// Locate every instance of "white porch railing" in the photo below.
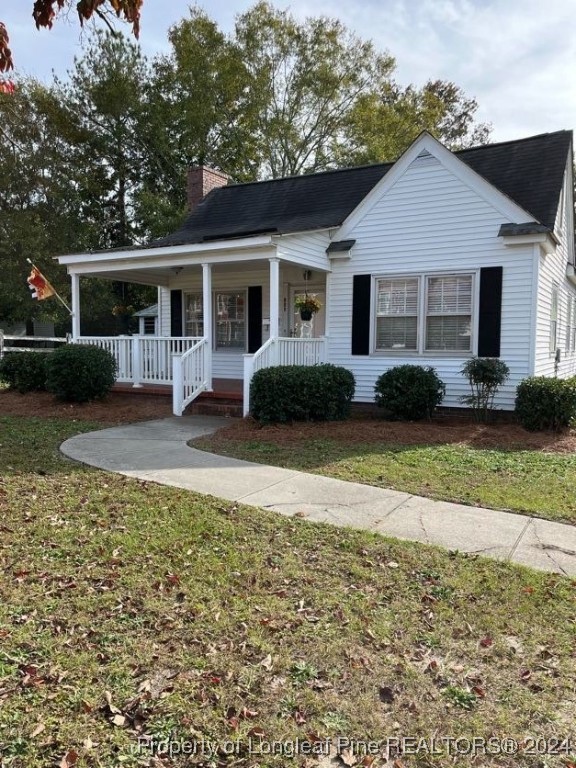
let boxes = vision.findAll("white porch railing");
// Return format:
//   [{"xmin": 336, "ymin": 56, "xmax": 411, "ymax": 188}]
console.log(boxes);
[
  {"xmin": 172, "ymin": 338, "xmax": 208, "ymax": 416},
  {"xmin": 243, "ymin": 336, "xmax": 328, "ymax": 417},
  {"xmin": 79, "ymin": 336, "xmax": 202, "ymax": 385}
]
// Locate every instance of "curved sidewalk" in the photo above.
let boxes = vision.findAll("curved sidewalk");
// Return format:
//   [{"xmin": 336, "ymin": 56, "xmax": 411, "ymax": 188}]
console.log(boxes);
[{"xmin": 60, "ymin": 416, "xmax": 576, "ymax": 577}]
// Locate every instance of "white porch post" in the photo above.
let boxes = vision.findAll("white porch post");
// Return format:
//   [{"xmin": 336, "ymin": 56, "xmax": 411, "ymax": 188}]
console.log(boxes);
[
  {"xmin": 202, "ymin": 263, "xmax": 213, "ymax": 391},
  {"xmin": 269, "ymin": 257, "xmax": 280, "ymax": 340},
  {"xmin": 70, "ymin": 271, "xmax": 80, "ymax": 340}
]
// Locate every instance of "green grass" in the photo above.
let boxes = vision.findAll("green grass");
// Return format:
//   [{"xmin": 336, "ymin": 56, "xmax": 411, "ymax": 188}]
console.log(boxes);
[
  {"xmin": 194, "ymin": 435, "xmax": 576, "ymax": 524},
  {"xmin": 1, "ymin": 415, "xmax": 576, "ymax": 767}
]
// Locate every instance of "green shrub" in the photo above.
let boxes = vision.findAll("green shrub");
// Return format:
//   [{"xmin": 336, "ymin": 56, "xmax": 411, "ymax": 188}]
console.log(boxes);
[
  {"xmin": 374, "ymin": 364, "xmax": 445, "ymax": 420},
  {"xmin": 45, "ymin": 343, "xmax": 116, "ymax": 402},
  {"xmin": 460, "ymin": 357, "xmax": 510, "ymax": 422},
  {"xmin": 0, "ymin": 352, "xmax": 47, "ymax": 393},
  {"xmin": 515, "ymin": 376, "xmax": 576, "ymax": 431},
  {"xmin": 250, "ymin": 364, "xmax": 355, "ymax": 423}
]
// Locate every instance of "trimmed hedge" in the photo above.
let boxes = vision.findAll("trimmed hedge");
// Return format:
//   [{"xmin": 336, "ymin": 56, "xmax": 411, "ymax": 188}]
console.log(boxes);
[
  {"xmin": 0, "ymin": 351, "xmax": 47, "ymax": 393},
  {"xmin": 374, "ymin": 364, "xmax": 446, "ymax": 420},
  {"xmin": 45, "ymin": 343, "xmax": 117, "ymax": 402},
  {"xmin": 250, "ymin": 364, "xmax": 355, "ymax": 423},
  {"xmin": 515, "ymin": 376, "xmax": 576, "ymax": 431}
]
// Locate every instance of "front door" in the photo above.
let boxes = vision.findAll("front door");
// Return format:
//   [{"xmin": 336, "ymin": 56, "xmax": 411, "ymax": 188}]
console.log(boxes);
[{"xmin": 289, "ymin": 287, "xmax": 326, "ymax": 338}]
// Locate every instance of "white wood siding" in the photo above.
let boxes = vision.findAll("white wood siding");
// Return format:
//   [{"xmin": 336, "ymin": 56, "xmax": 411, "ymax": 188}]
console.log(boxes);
[
  {"xmin": 534, "ymin": 166, "xmax": 576, "ymax": 378},
  {"xmin": 328, "ymin": 153, "xmax": 535, "ymax": 410},
  {"xmin": 275, "ymin": 231, "xmax": 331, "ymax": 271},
  {"xmin": 158, "ymin": 263, "xmax": 327, "ymax": 379}
]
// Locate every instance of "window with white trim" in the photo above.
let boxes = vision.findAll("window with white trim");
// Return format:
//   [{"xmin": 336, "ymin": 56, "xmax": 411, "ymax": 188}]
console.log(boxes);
[
  {"xmin": 375, "ymin": 277, "xmax": 419, "ymax": 351},
  {"xmin": 425, "ymin": 275, "xmax": 472, "ymax": 352},
  {"xmin": 184, "ymin": 293, "xmax": 204, "ymax": 338},
  {"xmin": 215, "ymin": 291, "xmax": 246, "ymax": 350},
  {"xmin": 374, "ymin": 272, "xmax": 474, "ymax": 354},
  {"xmin": 550, "ymin": 285, "xmax": 559, "ymax": 354}
]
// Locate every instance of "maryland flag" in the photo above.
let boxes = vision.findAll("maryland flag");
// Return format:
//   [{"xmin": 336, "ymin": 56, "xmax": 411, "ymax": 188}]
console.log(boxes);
[{"xmin": 27, "ymin": 266, "xmax": 56, "ymax": 301}]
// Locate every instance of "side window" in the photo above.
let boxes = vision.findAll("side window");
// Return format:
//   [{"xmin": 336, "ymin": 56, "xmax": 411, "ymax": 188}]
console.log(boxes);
[
  {"xmin": 550, "ymin": 285, "xmax": 559, "ymax": 354},
  {"xmin": 185, "ymin": 293, "xmax": 204, "ymax": 338}
]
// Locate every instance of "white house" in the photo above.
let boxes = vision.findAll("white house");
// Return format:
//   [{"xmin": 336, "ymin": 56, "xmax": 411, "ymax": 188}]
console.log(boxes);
[{"xmin": 55, "ymin": 130, "xmax": 575, "ymax": 416}]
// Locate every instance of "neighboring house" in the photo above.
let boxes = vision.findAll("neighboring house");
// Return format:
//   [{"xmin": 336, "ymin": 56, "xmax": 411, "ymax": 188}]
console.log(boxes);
[
  {"xmin": 55, "ymin": 130, "xmax": 575, "ymax": 415},
  {"xmin": 133, "ymin": 304, "xmax": 159, "ymax": 336}
]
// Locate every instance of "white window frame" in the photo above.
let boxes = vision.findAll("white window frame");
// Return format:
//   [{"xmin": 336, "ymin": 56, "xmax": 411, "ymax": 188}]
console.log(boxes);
[
  {"xmin": 374, "ymin": 275, "xmax": 420, "ymax": 352},
  {"xmin": 184, "ymin": 292, "xmax": 204, "ymax": 338},
  {"xmin": 372, "ymin": 271, "xmax": 476, "ymax": 356},
  {"xmin": 424, "ymin": 273, "xmax": 474, "ymax": 354},
  {"xmin": 550, "ymin": 284, "xmax": 559, "ymax": 355},
  {"xmin": 214, "ymin": 290, "xmax": 247, "ymax": 352}
]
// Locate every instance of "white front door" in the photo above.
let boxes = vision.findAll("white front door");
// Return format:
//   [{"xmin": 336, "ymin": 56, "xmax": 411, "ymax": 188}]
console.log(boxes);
[{"xmin": 289, "ymin": 287, "xmax": 326, "ymax": 338}]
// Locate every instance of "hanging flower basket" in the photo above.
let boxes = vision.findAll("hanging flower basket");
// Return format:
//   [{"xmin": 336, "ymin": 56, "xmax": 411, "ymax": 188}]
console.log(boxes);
[{"xmin": 294, "ymin": 293, "xmax": 322, "ymax": 320}]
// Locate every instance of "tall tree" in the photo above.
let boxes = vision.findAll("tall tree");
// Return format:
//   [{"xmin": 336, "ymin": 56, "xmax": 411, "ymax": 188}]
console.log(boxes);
[
  {"xmin": 234, "ymin": 2, "xmax": 396, "ymax": 178},
  {"xmin": 346, "ymin": 79, "xmax": 491, "ymax": 165}
]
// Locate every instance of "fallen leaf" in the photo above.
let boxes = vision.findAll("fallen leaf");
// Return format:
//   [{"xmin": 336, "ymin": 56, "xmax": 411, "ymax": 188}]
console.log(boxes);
[
  {"xmin": 479, "ymin": 635, "xmax": 493, "ymax": 648},
  {"xmin": 260, "ymin": 653, "xmax": 273, "ymax": 670},
  {"xmin": 30, "ymin": 723, "xmax": 45, "ymax": 738},
  {"xmin": 59, "ymin": 750, "xmax": 79, "ymax": 768},
  {"xmin": 111, "ymin": 714, "xmax": 126, "ymax": 727},
  {"xmin": 340, "ymin": 747, "xmax": 358, "ymax": 766}
]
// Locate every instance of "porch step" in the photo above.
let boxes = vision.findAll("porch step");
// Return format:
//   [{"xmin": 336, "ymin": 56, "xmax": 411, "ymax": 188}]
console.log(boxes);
[{"xmin": 186, "ymin": 390, "xmax": 243, "ymax": 418}]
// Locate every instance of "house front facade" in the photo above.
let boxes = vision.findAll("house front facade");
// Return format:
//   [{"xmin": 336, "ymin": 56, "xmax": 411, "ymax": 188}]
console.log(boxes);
[{"xmin": 55, "ymin": 130, "xmax": 575, "ymax": 415}]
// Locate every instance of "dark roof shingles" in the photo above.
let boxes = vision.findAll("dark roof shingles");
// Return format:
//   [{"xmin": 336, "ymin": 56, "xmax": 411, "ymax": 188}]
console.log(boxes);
[{"xmin": 152, "ymin": 130, "xmax": 572, "ymax": 248}]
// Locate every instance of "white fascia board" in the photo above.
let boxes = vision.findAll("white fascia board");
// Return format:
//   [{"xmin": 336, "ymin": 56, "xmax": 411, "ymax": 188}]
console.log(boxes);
[
  {"xmin": 336, "ymin": 132, "xmax": 537, "ymax": 240},
  {"xmin": 66, "ymin": 248, "xmax": 278, "ymax": 276},
  {"xmin": 500, "ymin": 233, "xmax": 556, "ymax": 255},
  {"xmin": 56, "ymin": 235, "xmax": 275, "ymax": 268}
]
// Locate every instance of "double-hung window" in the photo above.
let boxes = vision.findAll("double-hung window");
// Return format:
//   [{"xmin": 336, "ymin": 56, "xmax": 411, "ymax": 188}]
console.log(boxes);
[
  {"xmin": 375, "ymin": 277, "xmax": 419, "ymax": 351},
  {"xmin": 550, "ymin": 286, "xmax": 559, "ymax": 354},
  {"xmin": 374, "ymin": 272, "xmax": 473, "ymax": 354},
  {"xmin": 425, "ymin": 275, "xmax": 472, "ymax": 352},
  {"xmin": 215, "ymin": 292, "xmax": 246, "ymax": 350},
  {"xmin": 185, "ymin": 293, "xmax": 204, "ymax": 338}
]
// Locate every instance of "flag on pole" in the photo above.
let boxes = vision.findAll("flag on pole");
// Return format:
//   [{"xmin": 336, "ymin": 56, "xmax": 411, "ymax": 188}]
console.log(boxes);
[{"xmin": 27, "ymin": 266, "xmax": 56, "ymax": 301}]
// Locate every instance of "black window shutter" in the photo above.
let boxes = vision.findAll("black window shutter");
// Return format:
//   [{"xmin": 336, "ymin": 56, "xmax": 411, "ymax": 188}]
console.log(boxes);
[
  {"xmin": 478, "ymin": 267, "xmax": 503, "ymax": 357},
  {"xmin": 248, "ymin": 286, "xmax": 263, "ymax": 353},
  {"xmin": 351, "ymin": 275, "xmax": 371, "ymax": 355},
  {"xmin": 170, "ymin": 289, "xmax": 183, "ymax": 337}
]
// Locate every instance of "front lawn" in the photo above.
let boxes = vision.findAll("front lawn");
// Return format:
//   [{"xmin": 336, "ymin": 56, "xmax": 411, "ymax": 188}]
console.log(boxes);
[
  {"xmin": 194, "ymin": 418, "xmax": 576, "ymax": 524},
  {"xmin": 1, "ymin": 413, "xmax": 576, "ymax": 767}
]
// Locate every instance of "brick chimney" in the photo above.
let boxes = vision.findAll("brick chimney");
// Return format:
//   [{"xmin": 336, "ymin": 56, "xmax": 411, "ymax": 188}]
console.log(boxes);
[{"xmin": 187, "ymin": 166, "xmax": 229, "ymax": 211}]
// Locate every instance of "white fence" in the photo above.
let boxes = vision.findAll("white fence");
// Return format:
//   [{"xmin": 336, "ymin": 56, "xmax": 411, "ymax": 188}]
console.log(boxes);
[
  {"xmin": 243, "ymin": 337, "xmax": 328, "ymax": 416},
  {"xmin": 79, "ymin": 336, "xmax": 202, "ymax": 385},
  {"xmin": 0, "ymin": 333, "xmax": 69, "ymax": 359}
]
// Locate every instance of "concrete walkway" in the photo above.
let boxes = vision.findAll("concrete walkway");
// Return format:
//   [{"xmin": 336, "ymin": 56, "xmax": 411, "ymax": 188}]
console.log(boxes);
[{"xmin": 60, "ymin": 416, "xmax": 576, "ymax": 577}]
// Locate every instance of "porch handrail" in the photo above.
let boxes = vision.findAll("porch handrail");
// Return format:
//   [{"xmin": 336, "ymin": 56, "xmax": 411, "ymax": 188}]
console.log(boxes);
[
  {"xmin": 242, "ymin": 336, "xmax": 328, "ymax": 417},
  {"xmin": 172, "ymin": 338, "xmax": 208, "ymax": 416}
]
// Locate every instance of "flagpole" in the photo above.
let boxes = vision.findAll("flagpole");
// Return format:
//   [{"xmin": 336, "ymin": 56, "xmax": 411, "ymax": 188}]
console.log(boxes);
[{"xmin": 26, "ymin": 258, "xmax": 73, "ymax": 315}]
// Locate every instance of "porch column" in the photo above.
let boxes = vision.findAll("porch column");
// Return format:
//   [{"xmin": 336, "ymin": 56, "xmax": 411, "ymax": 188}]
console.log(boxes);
[
  {"xmin": 202, "ymin": 262, "xmax": 213, "ymax": 391},
  {"xmin": 70, "ymin": 271, "xmax": 80, "ymax": 340},
  {"xmin": 269, "ymin": 257, "xmax": 280, "ymax": 339}
]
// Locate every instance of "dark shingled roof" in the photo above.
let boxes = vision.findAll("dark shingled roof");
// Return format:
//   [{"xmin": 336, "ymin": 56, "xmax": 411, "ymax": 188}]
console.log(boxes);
[{"xmin": 151, "ymin": 130, "xmax": 572, "ymax": 248}]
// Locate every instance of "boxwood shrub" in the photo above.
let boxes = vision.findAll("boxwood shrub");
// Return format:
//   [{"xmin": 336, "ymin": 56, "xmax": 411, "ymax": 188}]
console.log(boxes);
[
  {"xmin": 250, "ymin": 364, "xmax": 355, "ymax": 423},
  {"xmin": 374, "ymin": 364, "xmax": 446, "ymax": 420},
  {"xmin": 45, "ymin": 343, "xmax": 117, "ymax": 402},
  {"xmin": 0, "ymin": 351, "xmax": 47, "ymax": 393},
  {"xmin": 515, "ymin": 376, "xmax": 576, "ymax": 431}
]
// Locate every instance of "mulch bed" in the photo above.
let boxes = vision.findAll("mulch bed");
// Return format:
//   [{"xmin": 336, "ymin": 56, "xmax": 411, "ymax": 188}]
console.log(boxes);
[
  {"xmin": 206, "ymin": 412, "xmax": 576, "ymax": 454},
  {"xmin": 0, "ymin": 389, "xmax": 173, "ymax": 425},
  {"xmin": 2, "ymin": 388, "xmax": 575, "ymax": 453}
]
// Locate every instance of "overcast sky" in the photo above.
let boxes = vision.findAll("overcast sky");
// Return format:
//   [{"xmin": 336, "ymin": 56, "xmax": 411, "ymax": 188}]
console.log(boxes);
[{"xmin": 3, "ymin": 0, "xmax": 574, "ymax": 143}]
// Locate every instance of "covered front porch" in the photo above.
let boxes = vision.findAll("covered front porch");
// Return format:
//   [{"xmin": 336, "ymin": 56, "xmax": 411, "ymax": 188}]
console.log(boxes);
[{"xmin": 58, "ymin": 233, "xmax": 332, "ymax": 416}]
